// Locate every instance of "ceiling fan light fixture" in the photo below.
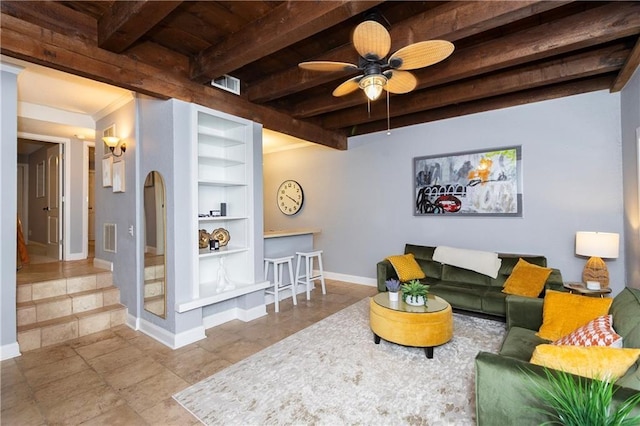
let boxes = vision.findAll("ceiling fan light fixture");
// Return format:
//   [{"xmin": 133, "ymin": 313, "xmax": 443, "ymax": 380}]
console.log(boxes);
[{"xmin": 359, "ymin": 74, "xmax": 387, "ymax": 101}]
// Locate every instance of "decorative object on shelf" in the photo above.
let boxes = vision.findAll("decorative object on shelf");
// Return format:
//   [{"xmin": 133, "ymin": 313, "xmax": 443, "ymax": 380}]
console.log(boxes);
[
  {"xmin": 199, "ymin": 229, "xmax": 210, "ymax": 248},
  {"xmin": 401, "ymin": 279, "xmax": 429, "ymax": 306},
  {"xmin": 414, "ymin": 146, "xmax": 522, "ymax": 216},
  {"xmin": 575, "ymin": 231, "xmax": 619, "ymax": 288},
  {"xmin": 209, "ymin": 238, "xmax": 219, "ymax": 251},
  {"xmin": 211, "ymin": 228, "xmax": 230, "ymax": 246},
  {"xmin": 220, "ymin": 202, "xmax": 227, "ymax": 216},
  {"xmin": 216, "ymin": 257, "xmax": 235, "ymax": 293},
  {"xmin": 277, "ymin": 180, "xmax": 304, "ymax": 215},
  {"xmin": 385, "ymin": 278, "xmax": 401, "ymax": 302}
]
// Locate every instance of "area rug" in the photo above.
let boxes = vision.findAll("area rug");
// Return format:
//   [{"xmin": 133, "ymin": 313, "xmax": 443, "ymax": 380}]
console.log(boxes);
[{"xmin": 173, "ymin": 297, "xmax": 506, "ymax": 425}]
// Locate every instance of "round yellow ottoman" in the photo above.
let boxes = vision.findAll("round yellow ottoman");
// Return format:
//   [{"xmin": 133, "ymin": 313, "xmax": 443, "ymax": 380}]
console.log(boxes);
[{"xmin": 369, "ymin": 293, "xmax": 453, "ymax": 358}]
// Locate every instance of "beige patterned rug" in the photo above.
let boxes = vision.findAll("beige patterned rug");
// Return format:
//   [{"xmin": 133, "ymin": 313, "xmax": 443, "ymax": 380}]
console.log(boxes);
[{"xmin": 173, "ymin": 297, "xmax": 506, "ymax": 425}]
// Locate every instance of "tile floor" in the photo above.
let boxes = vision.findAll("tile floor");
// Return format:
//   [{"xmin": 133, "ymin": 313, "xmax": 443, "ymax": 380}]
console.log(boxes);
[{"xmin": 2, "ymin": 280, "xmax": 378, "ymax": 425}]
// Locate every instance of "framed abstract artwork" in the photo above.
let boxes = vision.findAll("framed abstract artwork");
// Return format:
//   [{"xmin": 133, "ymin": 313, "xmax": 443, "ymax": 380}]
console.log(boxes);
[
  {"xmin": 102, "ymin": 157, "xmax": 113, "ymax": 187},
  {"xmin": 112, "ymin": 160, "xmax": 126, "ymax": 193},
  {"xmin": 413, "ymin": 146, "xmax": 522, "ymax": 217}
]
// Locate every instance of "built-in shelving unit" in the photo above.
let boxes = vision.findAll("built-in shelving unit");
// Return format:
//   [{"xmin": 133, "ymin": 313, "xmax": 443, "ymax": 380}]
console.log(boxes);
[{"xmin": 176, "ymin": 105, "xmax": 268, "ymax": 313}]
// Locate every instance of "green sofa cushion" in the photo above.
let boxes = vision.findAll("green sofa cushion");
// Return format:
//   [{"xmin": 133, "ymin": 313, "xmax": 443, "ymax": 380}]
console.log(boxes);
[
  {"xmin": 404, "ymin": 244, "xmax": 442, "ymax": 279},
  {"xmin": 499, "ymin": 326, "xmax": 548, "ymax": 361},
  {"xmin": 442, "ymin": 264, "xmax": 491, "ymax": 286},
  {"xmin": 481, "ymin": 290, "xmax": 508, "ymax": 316},
  {"xmin": 611, "ymin": 287, "xmax": 640, "ymax": 342}
]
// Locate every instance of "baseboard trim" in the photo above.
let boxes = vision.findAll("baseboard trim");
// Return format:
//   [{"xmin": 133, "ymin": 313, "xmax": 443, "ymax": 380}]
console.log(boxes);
[
  {"xmin": 1, "ymin": 342, "xmax": 21, "ymax": 360},
  {"xmin": 203, "ymin": 304, "xmax": 267, "ymax": 329},
  {"xmin": 93, "ymin": 257, "xmax": 112, "ymax": 271},
  {"xmin": 323, "ymin": 271, "xmax": 376, "ymax": 287},
  {"xmin": 66, "ymin": 252, "xmax": 85, "ymax": 261},
  {"xmin": 138, "ymin": 317, "xmax": 206, "ymax": 349}
]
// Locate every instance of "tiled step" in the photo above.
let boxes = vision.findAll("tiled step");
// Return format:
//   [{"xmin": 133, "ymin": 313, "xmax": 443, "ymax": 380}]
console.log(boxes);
[
  {"xmin": 17, "ymin": 271, "xmax": 113, "ymax": 303},
  {"xmin": 17, "ymin": 304, "xmax": 127, "ymax": 352},
  {"xmin": 17, "ymin": 286, "xmax": 121, "ymax": 326}
]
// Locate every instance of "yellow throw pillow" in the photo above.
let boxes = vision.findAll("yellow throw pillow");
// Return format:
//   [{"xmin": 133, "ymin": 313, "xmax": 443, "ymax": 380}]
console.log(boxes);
[
  {"xmin": 386, "ymin": 253, "xmax": 426, "ymax": 282},
  {"xmin": 536, "ymin": 290, "xmax": 612, "ymax": 341},
  {"xmin": 502, "ymin": 258, "xmax": 552, "ymax": 297},
  {"xmin": 530, "ymin": 344, "xmax": 640, "ymax": 380}
]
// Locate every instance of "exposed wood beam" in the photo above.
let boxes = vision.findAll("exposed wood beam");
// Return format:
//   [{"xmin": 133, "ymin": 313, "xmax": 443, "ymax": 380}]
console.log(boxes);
[
  {"xmin": 0, "ymin": 1, "xmax": 97, "ymax": 42},
  {"xmin": 350, "ymin": 76, "xmax": 615, "ymax": 135},
  {"xmin": 98, "ymin": 1, "xmax": 183, "ymax": 53},
  {"xmin": 0, "ymin": 12, "xmax": 347, "ymax": 150},
  {"xmin": 322, "ymin": 44, "xmax": 629, "ymax": 129},
  {"xmin": 612, "ymin": 36, "xmax": 640, "ymax": 92},
  {"xmin": 190, "ymin": 1, "xmax": 384, "ymax": 84},
  {"xmin": 248, "ymin": 0, "xmax": 571, "ymax": 103},
  {"xmin": 295, "ymin": 2, "xmax": 640, "ymax": 119}
]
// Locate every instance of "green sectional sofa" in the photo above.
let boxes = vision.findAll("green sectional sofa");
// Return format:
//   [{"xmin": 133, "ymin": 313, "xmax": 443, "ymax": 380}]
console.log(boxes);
[
  {"xmin": 475, "ymin": 287, "xmax": 640, "ymax": 425},
  {"xmin": 376, "ymin": 244, "xmax": 563, "ymax": 317}
]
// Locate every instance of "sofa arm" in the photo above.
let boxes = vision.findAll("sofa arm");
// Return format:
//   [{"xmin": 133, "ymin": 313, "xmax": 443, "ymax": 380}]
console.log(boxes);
[
  {"xmin": 505, "ymin": 295, "xmax": 543, "ymax": 331},
  {"xmin": 376, "ymin": 259, "xmax": 397, "ymax": 292},
  {"xmin": 475, "ymin": 352, "xmax": 640, "ymax": 426}
]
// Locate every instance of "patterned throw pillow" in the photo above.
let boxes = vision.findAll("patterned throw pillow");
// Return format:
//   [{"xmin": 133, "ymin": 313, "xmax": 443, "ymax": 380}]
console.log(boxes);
[
  {"xmin": 385, "ymin": 253, "xmax": 426, "ymax": 282},
  {"xmin": 553, "ymin": 315, "xmax": 622, "ymax": 348}
]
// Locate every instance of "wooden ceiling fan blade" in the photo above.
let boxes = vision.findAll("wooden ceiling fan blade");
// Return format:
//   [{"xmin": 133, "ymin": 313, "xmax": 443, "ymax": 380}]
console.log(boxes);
[
  {"xmin": 389, "ymin": 40, "xmax": 454, "ymax": 70},
  {"xmin": 384, "ymin": 70, "xmax": 417, "ymax": 94},
  {"xmin": 352, "ymin": 20, "xmax": 391, "ymax": 60},
  {"xmin": 332, "ymin": 76, "xmax": 362, "ymax": 97},
  {"xmin": 298, "ymin": 61, "xmax": 358, "ymax": 72}
]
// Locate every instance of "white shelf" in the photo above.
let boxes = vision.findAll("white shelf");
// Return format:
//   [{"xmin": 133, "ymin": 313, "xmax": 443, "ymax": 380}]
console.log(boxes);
[
  {"xmin": 176, "ymin": 280, "xmax": 271, "ymax": 313},
  {"xmin": 198, "ymin": 179, "xmax": 247, "ymax": 187},
  {"xmin": 198, "ymin": 156, "xmax": 244, "ymax": 167},
  {"xmin": 198, "ymin": 216, "xmax": 247, "ymax": 222},
  {"xmin": 198, "ymin": 246, "xmax": 248, "ymax": 258},
  {"xmin": 198, "ymin": 126, "xmax": 244, "ymax": 147}
]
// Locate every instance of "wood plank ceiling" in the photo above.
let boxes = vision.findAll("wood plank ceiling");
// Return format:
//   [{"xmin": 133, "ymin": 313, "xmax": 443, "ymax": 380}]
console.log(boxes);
[{"xmin": 2, "ymin": 1, "xmax": 639, "ymax": 150}]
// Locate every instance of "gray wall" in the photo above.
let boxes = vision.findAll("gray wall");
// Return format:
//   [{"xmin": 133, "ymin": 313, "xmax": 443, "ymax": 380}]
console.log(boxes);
[
  {"xmin": 264, "ymin": 90, "xmax": 627, "ymax": 294},
  {"xmin": 1, "ymin": 63, "xmax": 20, "ymax": 352},
  {"xmin": 621, "ymin": 68, "xmax": 640, "ymax": 289},
  {"xmin": 95, "ymin": 100, "xmax": 139, "ymax": 317}
]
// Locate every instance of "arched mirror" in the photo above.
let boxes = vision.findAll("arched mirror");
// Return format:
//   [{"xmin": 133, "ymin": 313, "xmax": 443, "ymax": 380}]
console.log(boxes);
[{"xmin": 143, "ymin": 171, "xmax": 166, "ymax": 318}]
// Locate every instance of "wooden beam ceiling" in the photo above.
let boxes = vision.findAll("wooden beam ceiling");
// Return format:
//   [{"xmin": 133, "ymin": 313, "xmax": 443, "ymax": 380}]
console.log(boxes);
[
  {"xmin": 190, "ymin": 1, "xmax": 384, "ymax": 83},
  {"xmin": 97, "ymin": 1, "xmax": 183, "ymax": 53},
  {"xmin": 0, "ymin": 11, "xmax": 347, "ymax": 150}
]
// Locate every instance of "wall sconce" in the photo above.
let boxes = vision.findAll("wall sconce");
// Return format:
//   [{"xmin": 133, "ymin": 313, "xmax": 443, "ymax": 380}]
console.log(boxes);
[
  {"xmin": 575, "ymin": 231, "xmax": 619, "ymax": 288},
  {"xmin": 102, "ymin": 136, "xmax": 126, "ymax": 157}
]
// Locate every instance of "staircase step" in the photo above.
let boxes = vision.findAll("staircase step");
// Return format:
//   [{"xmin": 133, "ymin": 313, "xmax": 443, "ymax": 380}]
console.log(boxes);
[
  {"xmin": 144, "ymin": 279, "xmax": 165, "ymax": 298},
  {"xmin": 17, "ymin": 304, "xmax": 127, "ymax": 352},
  {"xmin": 17, "ymin": 271, "xmax": 113, "ymax": 303},
  {"xmin": 17, "ymin": 286, "xmax": 121, "ymax": 326}
]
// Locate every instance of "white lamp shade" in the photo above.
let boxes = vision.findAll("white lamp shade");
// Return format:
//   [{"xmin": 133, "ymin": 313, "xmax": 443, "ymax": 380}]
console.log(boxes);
[{"xmin": 575, "ymin": 232, "xmax": 619, "ymax": 259}]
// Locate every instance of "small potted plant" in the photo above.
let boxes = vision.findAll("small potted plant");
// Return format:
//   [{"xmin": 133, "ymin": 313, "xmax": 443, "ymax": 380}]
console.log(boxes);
[
  {"xmin": 401, "ymin": 279, "xmax": 429, "ymax": 306},
  {"xmin": 385, "ymin": 278, "xmax": 401, "ymax": 302}
]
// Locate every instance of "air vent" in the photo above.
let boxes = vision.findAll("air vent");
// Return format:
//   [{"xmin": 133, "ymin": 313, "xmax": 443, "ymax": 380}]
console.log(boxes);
[
  {"xmin": 211, "ymin": 75, "xmax": 240, "ymax": 95},
  {"xmin": 104, "ymin": 223, "xmax": 117, "ymax": 253}
]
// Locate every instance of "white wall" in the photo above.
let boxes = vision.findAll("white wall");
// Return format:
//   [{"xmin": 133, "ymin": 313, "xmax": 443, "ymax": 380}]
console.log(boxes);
[
  {"xmin": 1, "ymin": 63, "xmax": 21, "ymax": 359},
  {"xmin": 265, "ymin": 90, "xmax": 626, "ymax": 294},
  {"xmin": 621, "ymin": 67, "xmax": 640, "ymax": 289}
]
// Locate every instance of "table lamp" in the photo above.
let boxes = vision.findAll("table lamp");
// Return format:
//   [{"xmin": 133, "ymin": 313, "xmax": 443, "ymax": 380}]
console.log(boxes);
[{"xmin": 575, "ymin": 231, "xmax": 619, "ymax": 288}]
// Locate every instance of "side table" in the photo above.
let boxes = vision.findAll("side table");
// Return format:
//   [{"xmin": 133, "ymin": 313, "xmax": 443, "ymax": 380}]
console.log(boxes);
[{"xmin": 563, "ymin": 282, "xmax": 612, "ymax": 297}]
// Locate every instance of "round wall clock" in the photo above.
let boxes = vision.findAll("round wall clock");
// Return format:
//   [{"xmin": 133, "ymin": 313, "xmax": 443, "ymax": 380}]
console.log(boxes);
[{"xmin": 277, "ymin": 180, "xmax": 304, "ymax": 215}]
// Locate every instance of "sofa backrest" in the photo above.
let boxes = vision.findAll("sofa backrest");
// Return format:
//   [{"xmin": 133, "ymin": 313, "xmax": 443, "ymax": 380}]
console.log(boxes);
[
  {"xmin": 611, "ymin": 287, "xmax": 640, "ymax": 391},
  {"xmin": 404, "ymin": 243, "xmax": 562, "ymax": 290}
]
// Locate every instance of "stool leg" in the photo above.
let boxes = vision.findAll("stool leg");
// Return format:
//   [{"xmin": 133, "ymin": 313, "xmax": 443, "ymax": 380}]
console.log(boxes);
[
  {"xmin": 274, "ymin": 262, "xmax": 281, "ymax": 313},
  {"xmin": 295, "ymin": 253, "xmax": 303, "ymax": 297},
  {"xmin": 264, "ymin": 260, "xmax": 270, "ymax": 281},
  {"xmin": 288, "ymin": 260, "xmax": 297, "ymax": 306},
  {"xmin": 305, "ymin": 255, "xmax": 312, "ymax": 300},
  {"xmin": 317, "ymin": 254, "xmax": 326, "ymax": 295}
]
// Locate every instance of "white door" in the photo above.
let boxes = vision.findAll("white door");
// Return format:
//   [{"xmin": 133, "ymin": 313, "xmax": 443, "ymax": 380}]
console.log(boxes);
[
  {"xmin": 88, "ymin": 170, "xmax": 95, "ymax": 240},
  {"xmin": 46, "ymin": 144, "xmax": 61, "ymax": 260},
  {"xmin": 17, "ymin": 164, "xmax": 28, "ymax": 237}
]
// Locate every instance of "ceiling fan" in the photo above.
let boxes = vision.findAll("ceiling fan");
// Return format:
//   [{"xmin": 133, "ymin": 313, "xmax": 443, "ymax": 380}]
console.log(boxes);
[{"xmin": 299, "ymin": 18, "xmax": 454, "ymax": 102}]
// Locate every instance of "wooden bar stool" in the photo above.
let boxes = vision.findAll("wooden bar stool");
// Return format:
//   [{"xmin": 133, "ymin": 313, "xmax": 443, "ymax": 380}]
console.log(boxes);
[
  {"xmin": 264, "ymin": 256, "xmax": 297, "ymax": 313},
  {"xmin": 294, "ymin": 250, "xmax": 326, "ymax": 300}
]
